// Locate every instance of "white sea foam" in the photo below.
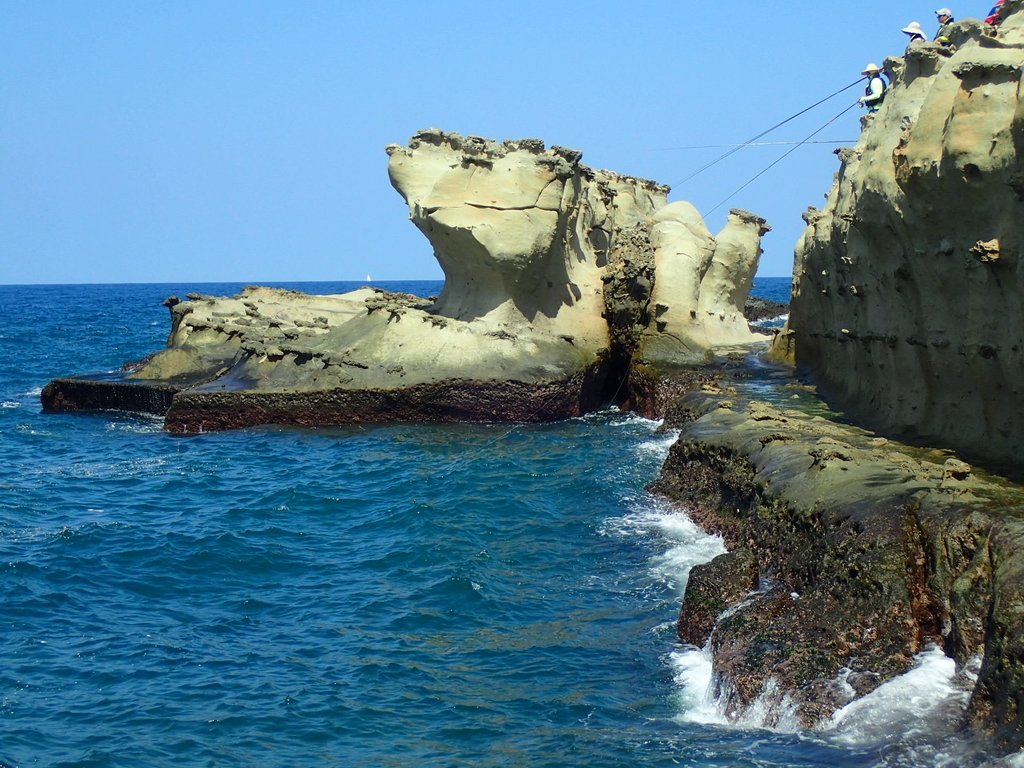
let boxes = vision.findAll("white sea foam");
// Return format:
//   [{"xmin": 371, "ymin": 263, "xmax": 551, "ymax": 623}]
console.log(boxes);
[
  {"xmin": 636, "ymin": 430, "xmax": 678, "ymax": 463},
  {"xmin": 15, "ymin": 425, "xmax": 53, "ymax": 436},
  {"xmin": 648, "ymin": 518, "xmax": 725, "ymax": 594},
  {"xmin": 21, "ymin": 387, "xmax": 42, "ymax": 397},
  {"xmin": 992, "ymin": 753, "xmax": 1024, "ymax": 767},
  {"xmin": 1, "ymin": 401, "xmax": 20, "ymax": 409},
  {"xmin": 669, "ymin": 645, "xmax": 719, "ymax": 724},
  {"xmin": 104, "ymin": 414, "xmax": 165, "ymax": 434},
  {"xmin": 670, "ymin": 647, "xmax": 801, "ymax": 732},
  {"xmin": 751, "ymin": 313, "xmax": 789, "ymax": 329},
  {"xmin": 30, "ymin": 455, "xmax": 169, "ymax": 479},
  {"xmin": 823, "ymin": 646, "xmax": 975, "ymax": 746},
  {"xmin": 671, "ymin": 641, "xmax": 985, "ymax": 763},
  {"xmin": 735, "ymin": 679, "xmax": 802, "ymax": 733},
  {"xmin": 604, "ymin": 497, "xmax": 725, "ymax": 596},
  {"xmin": 608, "ymin": 413, "xmax": 663, "ymax": 430}
]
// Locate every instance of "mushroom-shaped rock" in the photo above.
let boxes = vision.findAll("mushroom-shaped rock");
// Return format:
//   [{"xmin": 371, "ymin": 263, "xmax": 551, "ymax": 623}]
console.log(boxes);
[{"xmin": 42, "ymin": 129, "xmax": 770, "ymax": 432}]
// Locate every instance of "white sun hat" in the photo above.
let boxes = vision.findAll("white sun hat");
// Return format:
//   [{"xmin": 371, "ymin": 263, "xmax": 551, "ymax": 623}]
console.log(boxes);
[
  {"xmin": 902, "ymin": 21, "xmax": 926, "ymax": 36},
  {"xmin": 935, "ymin": 8, "xmax": 953, "ymax": 16},
  {"xmin": 861, "ymin": 63, "xmax": 882, "ymax": 74}
]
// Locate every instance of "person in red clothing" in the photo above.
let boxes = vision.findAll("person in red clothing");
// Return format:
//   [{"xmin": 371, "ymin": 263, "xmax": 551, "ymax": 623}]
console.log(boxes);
[{"xmin": 985, "ymin": 0, "xmax": 1006, "ymax": 25}]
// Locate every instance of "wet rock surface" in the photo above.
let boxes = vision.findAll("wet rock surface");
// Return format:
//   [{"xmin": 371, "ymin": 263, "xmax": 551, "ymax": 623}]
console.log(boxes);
[{"xmin": 650, "ymin": 385, "xmax": 1024, "ymax": 750}]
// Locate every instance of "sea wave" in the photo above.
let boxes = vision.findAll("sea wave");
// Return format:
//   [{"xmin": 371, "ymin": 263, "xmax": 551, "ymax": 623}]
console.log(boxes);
[
  {"xmin": 671, "ymin": 641, "xmax": 991, "ymax": 766},
  {"xmin": 635, "ymin": 430, "xmax": 678, "ymax": 463},
  {"xmin": 825, "ymin": 646, "xmax": 976, "ymax": 745},
  {"xmin": 752, "ymin": 313, "xmax": 789, "ymax": 330},
  {"xmin": 603, "ymin": 497, "xmax": 725, "ymax": 598}
]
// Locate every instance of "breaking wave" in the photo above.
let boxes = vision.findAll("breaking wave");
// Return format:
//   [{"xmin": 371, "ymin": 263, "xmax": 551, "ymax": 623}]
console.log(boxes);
[{"xmin": 670, "ymin": 634, "xmax": 991, "ymax": 765}]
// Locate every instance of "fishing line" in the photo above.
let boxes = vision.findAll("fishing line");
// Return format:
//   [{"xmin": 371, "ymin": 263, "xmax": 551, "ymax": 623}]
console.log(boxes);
[
  {"xmin": 703, "ymin": 100, "xmax": 860, "ymax": 218},
  {"xmin": 662, "ymin": 140, "xmax": 854, "ymax": 150},
  {"xmin": 673, "ymin": 77, "xmax": 864, "ymax": 186}
]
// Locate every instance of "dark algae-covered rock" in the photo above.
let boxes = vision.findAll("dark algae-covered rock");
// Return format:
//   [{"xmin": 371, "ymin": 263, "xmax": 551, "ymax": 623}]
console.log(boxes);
[
  {"xmin": 677, "ymin": 547, "xmax": 757, "ymax": 646},
  {"xmin": 651, "ymin": 389, "xmax": 1024, "ymax": 749}
]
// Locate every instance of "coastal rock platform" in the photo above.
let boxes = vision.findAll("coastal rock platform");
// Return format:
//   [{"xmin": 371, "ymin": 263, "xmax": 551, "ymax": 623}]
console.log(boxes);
[{"xmin": 651, "ymin": 384, "xmax": 1024, "ymax": 750}]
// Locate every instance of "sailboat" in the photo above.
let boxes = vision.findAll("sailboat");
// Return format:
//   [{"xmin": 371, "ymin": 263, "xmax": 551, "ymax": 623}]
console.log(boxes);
[{"xmin": 366, "ymin": 273, "xmax": 372, "ymax": 283}]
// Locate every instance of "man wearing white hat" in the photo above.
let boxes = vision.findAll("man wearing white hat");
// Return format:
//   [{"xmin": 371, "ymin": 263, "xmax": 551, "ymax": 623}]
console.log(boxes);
[
  {"xmin": 902, "ymin": 21, "xmax": 927, "ymax": 43},
  {"xmin": 858, "ymin": 64, "xmax": 887, "ymax": 114},
  {"xmin": 934, "ymin": 8, "xmax": 955, "ymax": 43}
]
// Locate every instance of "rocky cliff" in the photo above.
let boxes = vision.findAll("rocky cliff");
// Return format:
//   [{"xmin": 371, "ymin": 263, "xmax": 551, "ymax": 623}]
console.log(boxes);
[
  {"xmin": 43, "ymin": 129, "xmax": 770, "ymax": 431},
  {"xmin": 780, "ymin": 3, "xmax": 1024, "ymax": 473}
]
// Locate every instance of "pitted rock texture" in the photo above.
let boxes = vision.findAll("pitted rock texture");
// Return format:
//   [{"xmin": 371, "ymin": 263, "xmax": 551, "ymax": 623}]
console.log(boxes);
[
  {"xmin": 43, "ymin": 130, "xmax": 769, "ymax": 431},
  {"xmin": 780, "ymin": 4, "xmax": 1024, "ymax": 472}
]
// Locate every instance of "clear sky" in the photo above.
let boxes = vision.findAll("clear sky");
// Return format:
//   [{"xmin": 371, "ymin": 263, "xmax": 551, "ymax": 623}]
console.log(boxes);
[{"xmin": 1, "ymin": 1, "xmax": 965, "ymax": 284}]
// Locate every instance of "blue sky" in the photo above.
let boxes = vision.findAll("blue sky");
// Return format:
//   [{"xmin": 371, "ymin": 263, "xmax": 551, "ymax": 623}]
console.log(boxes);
[{"xmin": 2, "ymin": 1, "xmax": 960, "ymax": 284}]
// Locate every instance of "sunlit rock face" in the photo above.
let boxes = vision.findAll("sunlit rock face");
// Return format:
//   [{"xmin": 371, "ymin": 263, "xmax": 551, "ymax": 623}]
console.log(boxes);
[
  {"xmin": 43, "ymin": 129, "xmax": 770, "ymax": 431},
  {"xmin": 387, "ymin": 131, "xmax": 771, "ymax": 369},
  {"xmin": 782, "ymin": 7, "xmax": 1024, "ymax": 471},
  {"xmin": 640, "ymin": 203, "xmax": 770, "ymax": 364},
  {"xmin": 386, "ymin": 129, "xmax": 668, "ymax": 349}
]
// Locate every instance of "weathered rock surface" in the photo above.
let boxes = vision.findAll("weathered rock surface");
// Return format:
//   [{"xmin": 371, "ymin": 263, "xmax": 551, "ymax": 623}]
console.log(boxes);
[
  {"xmin": 650, "ymin": 387, "xmax": 1024, "ymax": 749},
  {"xmin": 42, "ymin": 130, "xmax": 770, "ymax": 431},
  {"xmin": 638, "ymin": 203, "xmax": 771, "ymax": 365},
  {"xmin": 778, "ymin": 4, "xmax": 1024, "ymax": 473}
]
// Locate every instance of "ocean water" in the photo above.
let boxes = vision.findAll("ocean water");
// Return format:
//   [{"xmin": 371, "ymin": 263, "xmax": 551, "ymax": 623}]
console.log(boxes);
[{"xmin": 0, "ymin": 279, "xmax": 1002, "ymax": 767}]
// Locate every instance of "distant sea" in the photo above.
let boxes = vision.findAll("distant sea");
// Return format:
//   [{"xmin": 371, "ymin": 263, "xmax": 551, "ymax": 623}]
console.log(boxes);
[{"xmin": 0, "ymin": 278, "xmax": 997, "ymax": 767}]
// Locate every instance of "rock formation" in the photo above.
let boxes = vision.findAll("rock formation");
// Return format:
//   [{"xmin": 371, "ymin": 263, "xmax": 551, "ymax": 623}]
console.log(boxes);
[
  {"xmin": 651, "ymin": 386, "xmax": 1024, "ymax": 750},
  {"xmin": 42, "ymin": 129, "xmax": 770, "ymax": 431},
  {"xmin": 639, "ymin": 204, "xmax": 770, "ymax": 365},
  {"xmin": 778, "ymin": 4, "xmax": 1024, "ymax": 473}
]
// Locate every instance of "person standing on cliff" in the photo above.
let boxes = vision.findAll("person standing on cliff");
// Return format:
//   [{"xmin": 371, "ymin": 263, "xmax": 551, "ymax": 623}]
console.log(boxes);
[
  {"xmin": 858, "ymin": 64, "xmax": 887, "ymax": 113},
  {"xmin": 934, "ymin": 8, "xmax": 956, "ymax": 45},
  {"xmin": 902, "ymin": 21, "xmax": 927, "ymax": 43}
]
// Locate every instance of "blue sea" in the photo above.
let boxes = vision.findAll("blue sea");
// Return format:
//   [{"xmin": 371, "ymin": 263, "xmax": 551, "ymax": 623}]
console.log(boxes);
[{"xmin": 0, "ymin": 279, "xmax": 999, "ymax": 767}]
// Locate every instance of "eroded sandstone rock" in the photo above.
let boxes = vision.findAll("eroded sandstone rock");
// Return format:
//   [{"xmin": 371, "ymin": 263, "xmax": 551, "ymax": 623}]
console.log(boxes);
[
  {"xmin": 780, "ymin": 4, "xmax": 1024, "ymax": 472},
  {"xmin": 42, "ymin": 130, "xmax": 770, "ymax": 431},
  {"xmin": 639, "ymin": 204, "xmax": 771, "ymax": 365}
]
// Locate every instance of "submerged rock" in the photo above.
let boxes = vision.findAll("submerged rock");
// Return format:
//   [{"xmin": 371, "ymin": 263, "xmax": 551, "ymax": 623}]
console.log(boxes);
[
  {"xmin": 778, "ymin": 5, "xmax": 1024, "ymax": 472},
  {"xmin": 42, "ymin": 130, "xmax": 770, "ymax": 431}
]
